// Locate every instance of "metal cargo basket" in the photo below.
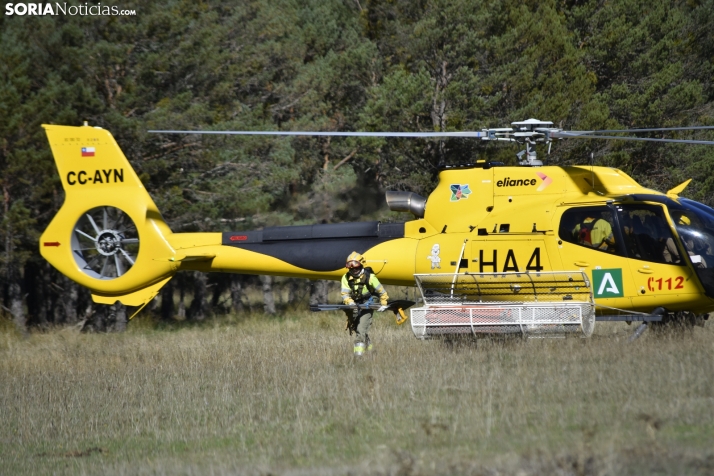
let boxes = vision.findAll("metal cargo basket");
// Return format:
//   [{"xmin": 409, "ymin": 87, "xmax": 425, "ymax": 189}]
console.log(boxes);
[{"xmin": 410, "ymin": 271, "xmax": 595, "ymax": 339}]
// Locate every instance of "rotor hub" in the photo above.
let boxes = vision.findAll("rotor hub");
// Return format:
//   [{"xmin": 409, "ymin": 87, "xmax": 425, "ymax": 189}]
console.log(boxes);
[{"xmin": 96, "ymin": 230, "xmax": 124, "ymax": 256}]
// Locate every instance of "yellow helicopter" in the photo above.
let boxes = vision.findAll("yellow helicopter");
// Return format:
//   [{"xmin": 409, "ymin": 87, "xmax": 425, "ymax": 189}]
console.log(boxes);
[{"xmin": 39, "ymin": 120, "xmax": 714, "ymax": 331}]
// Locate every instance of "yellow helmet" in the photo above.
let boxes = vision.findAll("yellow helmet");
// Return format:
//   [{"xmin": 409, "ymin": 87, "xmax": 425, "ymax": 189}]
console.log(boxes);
[{"xmin": 345, "ymin": 251, "xmax": 365, "ymax": 269}]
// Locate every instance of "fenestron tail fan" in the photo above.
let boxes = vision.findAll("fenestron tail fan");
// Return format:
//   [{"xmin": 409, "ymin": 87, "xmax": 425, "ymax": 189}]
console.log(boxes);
[{"xmin": 40, "ymin": 124, "xmax": 178, "ymax": 306}]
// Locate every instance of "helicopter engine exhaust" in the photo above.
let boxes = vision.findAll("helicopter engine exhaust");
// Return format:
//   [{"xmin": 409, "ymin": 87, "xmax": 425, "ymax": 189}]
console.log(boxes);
[{"xmin": 386, "ymin": 191, "xmax": 427, "ymax": 218}]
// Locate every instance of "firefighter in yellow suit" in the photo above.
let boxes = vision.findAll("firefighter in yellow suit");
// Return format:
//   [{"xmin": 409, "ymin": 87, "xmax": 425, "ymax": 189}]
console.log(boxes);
[{"xmin": 341, "ymin": 251, "xmax": 389, "ymax": 356}]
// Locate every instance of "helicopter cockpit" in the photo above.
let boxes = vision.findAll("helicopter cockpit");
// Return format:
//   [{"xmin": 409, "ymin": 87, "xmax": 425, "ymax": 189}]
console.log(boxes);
[{"xmin": 558, "ymin": 196, "xmax": 714, "ymax": 299}]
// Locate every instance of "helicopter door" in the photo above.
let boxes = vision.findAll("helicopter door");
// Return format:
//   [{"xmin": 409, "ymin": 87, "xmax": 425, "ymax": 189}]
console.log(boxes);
[
  {"xmin": 556, "ymin": 205, "xmax": 635, "ymax": 310},
  {"xmin": 615, "ymin": 204, "xmax": 702, "ymax": 312}
]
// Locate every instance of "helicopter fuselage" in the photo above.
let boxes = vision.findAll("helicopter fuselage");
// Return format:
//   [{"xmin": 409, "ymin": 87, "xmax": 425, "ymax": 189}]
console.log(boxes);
[
  {"xmin": 173, "ymin": 164, "xmax": 714, "ymax": 316},
  {"xmin": 39, "ymin": 124, "xmax": 714, "ymax": 315}
]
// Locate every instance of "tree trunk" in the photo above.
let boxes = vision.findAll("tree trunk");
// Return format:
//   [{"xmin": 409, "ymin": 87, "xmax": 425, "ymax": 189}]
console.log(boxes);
[
  {"xmin": 309, "ymin": 280, "xmax": 329, "ymax": 306},
  {"xmin": 110, "ymin": 303, "xmax": 127, "ymax": 332},
  {"xmin": 66, "ymin": 283, "xmax": 79, "ymax": 323},
  {"xmin": 287, "ymin": 278, "xmax": 302, "ymax": 305},
  {"xmin": 83, "ymin": 302, "xmax": 127, "ymax": 333},
  {"xmin": 147, "ymin": 294, "xmax": 160, "ymax": 314},
  {"xmin": 23, "ymin": 261, "xmax": 47, "ymax": 328},
  {"xmin": 177, "ymin": 275, "xmax": 186, "ymax": 319},
  {"xmin": 161, "ymin": 280, "xmax": 175, "ymax": 320},
  {"xmin": 41, "ymin": 264, "xmax": 56, "ymax": 326},
  {"xmin": 430, "ymin": 60, "xmax": 451, "ymax": 166},
  {"xmin": 230, "ymin": 275, "xmax": 245, "ymax": 313},
  {"xmin": 85, "ymin": 304, "xmax": 107, "ymax": 332},
  {"xmin": 7, "ymin": 264, "xmax": 26, "ymax": 333},
  {"xmin": 188, "ymin": 271, "xmax": 209, "ymax": 321},
  {"xmin": 61, "ymin": 278, "xmax": 80, "ymax": 324},
  {"xmin": 260, "ymin": 275, "xmax": 276, "ymax": 315},
  {"xmin": 210, "ymin": 274, "xmax": 228, "ymax": 312}
]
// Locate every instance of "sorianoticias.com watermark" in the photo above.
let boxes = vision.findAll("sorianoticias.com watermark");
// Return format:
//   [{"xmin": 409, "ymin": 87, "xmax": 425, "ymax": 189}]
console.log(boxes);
[{"xmin": 4, "ymin": 3, "xmax": 137, "ymax": 16}]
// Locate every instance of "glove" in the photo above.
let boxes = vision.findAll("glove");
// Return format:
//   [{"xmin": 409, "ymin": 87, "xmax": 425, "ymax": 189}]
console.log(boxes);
[
  {"xmin": 344, "ymin": 299, "xmax": 355, "ymax": 306},
  {"xmin": 378, "ymin": 305, "xmax": 388, "ymax": 312}
]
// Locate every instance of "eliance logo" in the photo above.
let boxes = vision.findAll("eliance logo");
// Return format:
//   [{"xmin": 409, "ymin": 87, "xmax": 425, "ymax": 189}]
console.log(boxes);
[
  {"xmin": 536, "ymin": 172, "xmax": 552, "ymax": 191},
  {"xmin": 495, "ymin": 172, "xmax": 552, "ymax": 191}
]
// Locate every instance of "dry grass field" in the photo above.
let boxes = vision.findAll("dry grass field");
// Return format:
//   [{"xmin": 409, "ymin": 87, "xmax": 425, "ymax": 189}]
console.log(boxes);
[{"xmin": 1, "ymin": 308, "xmax": 713, "ymax": 475}]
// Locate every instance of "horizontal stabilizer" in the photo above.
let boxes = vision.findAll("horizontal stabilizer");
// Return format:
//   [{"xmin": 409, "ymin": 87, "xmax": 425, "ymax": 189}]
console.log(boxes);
[
  {"xmin": 170, "ymin": 253, "xmax": 216, "ymax": 262},
  {"xmin": 595, "ymin": 314, "xmax": 662, "ymax": 322}
]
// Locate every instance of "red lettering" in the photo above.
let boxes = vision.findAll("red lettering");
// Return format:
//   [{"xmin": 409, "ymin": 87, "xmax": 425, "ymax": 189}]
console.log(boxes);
[
  {"xmin": 648, "ymin": 275, "xmax": 685, "ymax": 292},
  {"xmin": 230, "ymin": 235, "xmax": 248, "ymax": 241}
]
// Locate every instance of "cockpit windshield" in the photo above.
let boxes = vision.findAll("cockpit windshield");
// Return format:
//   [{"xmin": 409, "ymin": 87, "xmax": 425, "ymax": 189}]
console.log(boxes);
[
  {"xmin": 668, "ymin": 198, "xmax": 714, "ymax": 297},
  {"xmin": 616, "ymin": 204, "xmax": 682, "ymax": 265}
]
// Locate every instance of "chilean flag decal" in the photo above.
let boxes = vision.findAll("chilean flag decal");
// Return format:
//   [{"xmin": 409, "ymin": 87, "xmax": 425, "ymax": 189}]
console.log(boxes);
[{"xmin": 81, "ymin": 147, "xmax": 95, "ymax": 157}]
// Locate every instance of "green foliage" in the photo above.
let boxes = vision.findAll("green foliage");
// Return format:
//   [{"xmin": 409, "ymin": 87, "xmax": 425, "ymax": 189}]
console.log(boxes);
[
  {"xmin": 291, "ymin": 165, "xmax": 359, "ymax": 223},
  {"xmin": 565, "ymin": 0, "xmax": 714, "ymax": 189}
]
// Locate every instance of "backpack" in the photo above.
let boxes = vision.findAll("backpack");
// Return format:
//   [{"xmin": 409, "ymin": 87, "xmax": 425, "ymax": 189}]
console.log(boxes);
[
  {"xmin": 347, "ymin": 267, "xmax": 376, "ymax": 303},
  {"xmin": 577, "ymin": 219, "xmax": 597, "ymax": 245}
]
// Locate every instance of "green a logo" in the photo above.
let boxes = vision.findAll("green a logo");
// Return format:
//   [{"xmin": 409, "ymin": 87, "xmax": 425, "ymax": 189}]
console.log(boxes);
[{"xmin": 592, "ymin": 268, "xmax": 624, "ymax": 298}]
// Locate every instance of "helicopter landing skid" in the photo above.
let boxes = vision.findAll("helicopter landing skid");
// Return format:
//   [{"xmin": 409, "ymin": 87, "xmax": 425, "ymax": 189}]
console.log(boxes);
[
  {"xmin": 410, "ymin": 272, "xmax": 595, "ymax": 339},
  {"xmin": 595, "ymin": 314, "xmax": 663, "ymax": 322},
  {"xmin": 597, "ymin": 309, "xmax": 665, "ymax": 342}
]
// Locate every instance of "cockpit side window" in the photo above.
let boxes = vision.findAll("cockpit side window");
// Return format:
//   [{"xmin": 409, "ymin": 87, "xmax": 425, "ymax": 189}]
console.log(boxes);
[
  {"xmin": 558, "ymin": 206, "xmax": 619, "ymax": 255},
  {"xmin": 617, "ymin": 204, "xmax": 682, "ymax": 265}
]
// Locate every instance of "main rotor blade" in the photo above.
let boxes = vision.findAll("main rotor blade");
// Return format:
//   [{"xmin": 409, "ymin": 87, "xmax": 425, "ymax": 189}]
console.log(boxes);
[
  {"xmin": 551, "ymin": 132, "xmax": 714, "ymax": 145},
  {"xmin": 565, "ymin": 126, "xmax": 714, "ymax": 134},
  {"xmin": 148, "ymin": 130, "xmax": 488, "ymax": 138}
]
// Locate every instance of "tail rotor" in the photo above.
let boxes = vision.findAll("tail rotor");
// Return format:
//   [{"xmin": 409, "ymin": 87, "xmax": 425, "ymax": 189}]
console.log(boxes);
[{"xmin": 72, "ymin": 206, "xmax": 140, "ymax": 280}]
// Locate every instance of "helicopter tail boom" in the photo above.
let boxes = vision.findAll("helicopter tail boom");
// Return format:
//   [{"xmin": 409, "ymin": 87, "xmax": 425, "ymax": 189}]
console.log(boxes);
[
  {"xmin": 40, "ymin": 124, "xmax": 177, "ymax": 306},
  {"xmin": 39, "ymin": 124, "xmax": 416, "ymax": 307}
]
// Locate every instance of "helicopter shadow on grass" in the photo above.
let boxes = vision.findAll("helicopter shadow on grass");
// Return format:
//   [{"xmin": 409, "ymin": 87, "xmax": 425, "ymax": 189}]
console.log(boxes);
[{"xmin": 435, "ymin": 332, "xmax": 528, "ymax": 351}]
